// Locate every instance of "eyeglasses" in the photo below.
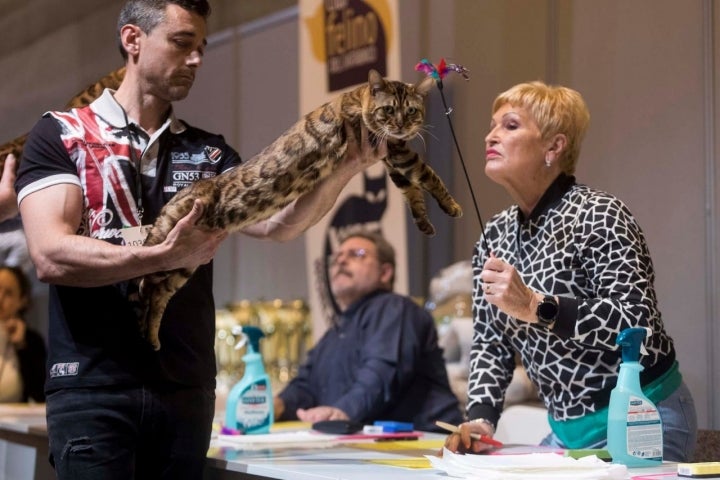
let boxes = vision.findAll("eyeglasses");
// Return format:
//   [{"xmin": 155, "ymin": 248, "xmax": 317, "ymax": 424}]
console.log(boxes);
[{"xmin": 328, "ymin": 248, "xmax": 372, "ymax": 265}]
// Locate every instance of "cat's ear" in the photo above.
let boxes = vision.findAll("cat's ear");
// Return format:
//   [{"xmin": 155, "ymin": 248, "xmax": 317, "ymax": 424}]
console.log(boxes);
[
  {"xmin": 368, "ymin": 69, "xmax": 386, "ymax": 96},
  {"xmin": 416, "ymin": 76, "xmax": 435, "ymax": 97}
]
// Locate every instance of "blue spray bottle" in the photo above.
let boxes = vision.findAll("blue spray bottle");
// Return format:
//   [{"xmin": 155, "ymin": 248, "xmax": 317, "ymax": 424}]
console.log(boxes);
[
  {"xmin": 607, "ymin": 327, "xmax": 663, "ymax": 467},
  {"xmin": 224, "ymin": 325, "xmax": 274, "ymax": 434}
]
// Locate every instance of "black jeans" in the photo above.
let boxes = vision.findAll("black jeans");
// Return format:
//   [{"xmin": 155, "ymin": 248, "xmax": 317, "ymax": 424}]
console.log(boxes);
[{"xmin": 46, "ymin": 384, "xmax": 215, "ymax": 480}]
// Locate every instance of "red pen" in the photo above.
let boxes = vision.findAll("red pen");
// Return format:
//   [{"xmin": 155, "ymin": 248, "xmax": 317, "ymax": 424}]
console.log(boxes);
[{"xmin": 435, "ymin": 420, "xmax": 504, "ymax": 448}]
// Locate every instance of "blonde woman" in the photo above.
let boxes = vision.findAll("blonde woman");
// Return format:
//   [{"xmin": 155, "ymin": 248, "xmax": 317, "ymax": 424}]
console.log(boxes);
[{"xmin": 445, "ymin": 81, "xmax": 696, "ymax": 462}]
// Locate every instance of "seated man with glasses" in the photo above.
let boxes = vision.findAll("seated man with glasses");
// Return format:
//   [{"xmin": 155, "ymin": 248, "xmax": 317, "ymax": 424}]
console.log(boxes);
[{"xmin": 273, "ymin": 228, "xmax": 463, "ymax": 432}]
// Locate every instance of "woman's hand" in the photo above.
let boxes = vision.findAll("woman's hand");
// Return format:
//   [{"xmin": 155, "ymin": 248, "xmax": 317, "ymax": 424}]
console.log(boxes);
[
  {"xmin": 480, "ymin": 253, "xmax": 539, "ymax": 323},
  {"xmin": 442, "ymin": 421, "xmax": 496, "ymax": 455},
  {"xmin": 1, "ymin": 316, "xmax": 27, "ymax": 349}
]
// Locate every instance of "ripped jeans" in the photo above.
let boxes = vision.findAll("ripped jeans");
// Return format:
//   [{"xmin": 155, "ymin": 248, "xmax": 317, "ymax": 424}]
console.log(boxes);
[{"xmin": 46, "ymin": 384, "xmax": 215, "ymax": 480}]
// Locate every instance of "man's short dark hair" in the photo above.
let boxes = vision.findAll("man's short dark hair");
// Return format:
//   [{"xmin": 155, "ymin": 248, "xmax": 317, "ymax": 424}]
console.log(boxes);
[{"xmin": 117, "ymin": 0, "xmax": 211, "ymax": 60}]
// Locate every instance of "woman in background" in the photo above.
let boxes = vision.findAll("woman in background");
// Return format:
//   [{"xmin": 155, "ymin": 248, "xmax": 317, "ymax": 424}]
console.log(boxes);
[{"xmin": 0, "ymin": 265, "xmax": 46, "ymax": 402}]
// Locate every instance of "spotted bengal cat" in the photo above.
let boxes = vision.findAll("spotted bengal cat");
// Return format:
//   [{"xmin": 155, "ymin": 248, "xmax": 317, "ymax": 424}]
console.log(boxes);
[
  {"xmin": 139, "ymin": 69, "xmax": 462, "ymax": 349},
  {"xmin": 0, "ymin": 67, "xmax": 126, "ymax": 170},
  {"xmin": 1, "ymin": 66, "xmax": 461, "ymax": 350}
]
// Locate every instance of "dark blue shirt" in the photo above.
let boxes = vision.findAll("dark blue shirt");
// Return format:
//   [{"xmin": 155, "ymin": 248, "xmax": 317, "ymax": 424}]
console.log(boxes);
[{"xmin": 278, "ymin": 290, "xmax": 463, "ymax": 432}]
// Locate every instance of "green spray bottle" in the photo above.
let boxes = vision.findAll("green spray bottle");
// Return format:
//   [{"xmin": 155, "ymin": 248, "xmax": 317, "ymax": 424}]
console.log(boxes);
[
  {"xmin": 224, "ymin": 325, "xmax": 273, "ymax": 434},
  {"xmin": 607, "ymin": 327, "xmax": 663, "ymax": 466}
]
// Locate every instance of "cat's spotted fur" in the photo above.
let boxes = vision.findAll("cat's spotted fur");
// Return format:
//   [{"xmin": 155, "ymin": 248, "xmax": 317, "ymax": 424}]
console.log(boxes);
[
  {"xmin": 140, "ymin": 69, "xmax": 462, "ymax": 349},
  {"xmin": 0, "ymin": 67, "xmax": 126, "ymax": 170}
]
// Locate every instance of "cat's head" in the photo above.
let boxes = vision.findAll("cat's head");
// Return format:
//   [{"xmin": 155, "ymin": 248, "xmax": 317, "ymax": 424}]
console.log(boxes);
[{"xmin": 362, "ymin": 69, "xmax": 434, "ymax": 141}]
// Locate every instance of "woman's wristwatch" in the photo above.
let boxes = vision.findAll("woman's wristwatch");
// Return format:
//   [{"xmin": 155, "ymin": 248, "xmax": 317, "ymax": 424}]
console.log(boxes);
[{"xmin": 536, "ymin": 294, "xmax": 559, "ymax": 329}]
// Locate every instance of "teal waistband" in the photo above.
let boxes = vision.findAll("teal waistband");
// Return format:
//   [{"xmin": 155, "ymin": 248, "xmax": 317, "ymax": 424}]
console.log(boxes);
[{"xmin": 548, "ymin": 361, "xmax": 681, "ymax": 449}]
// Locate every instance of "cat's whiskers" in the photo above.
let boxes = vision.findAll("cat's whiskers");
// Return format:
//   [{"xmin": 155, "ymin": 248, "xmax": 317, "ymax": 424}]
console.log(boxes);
[
  {"xmin": 373, "ymin": 129, "xmax": 391, "ymax": 145},
  {"xmin": 418, "ymin": 126, "xmax": 439, "ymax": 143},
  {"xmin": 383, "ymin": 127, "xmax": 409, "ymax": 142},
  {"xmin": 414, "ymin": 133, "xmax": 428, "ymax": 151}
]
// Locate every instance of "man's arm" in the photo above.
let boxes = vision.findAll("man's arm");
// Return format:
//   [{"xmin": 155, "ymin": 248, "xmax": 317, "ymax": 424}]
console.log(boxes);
[
  {"xmin": 20, "ymin": 183, "xmax": 227, "ymax": 287},
  {"xmin": 242, "ymin": 122, "xmax": 387, "ymax": 241}
]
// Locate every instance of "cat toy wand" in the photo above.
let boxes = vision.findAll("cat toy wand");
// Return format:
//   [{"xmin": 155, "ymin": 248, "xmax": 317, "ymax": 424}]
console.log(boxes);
[{"xmin": 415, "ymin": 58, "xmax": 491, "ymax": 257}]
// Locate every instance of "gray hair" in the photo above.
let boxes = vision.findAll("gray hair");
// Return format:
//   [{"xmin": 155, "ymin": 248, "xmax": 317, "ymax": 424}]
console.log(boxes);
[{"xmin": 117, "ymin": 0, "xmax": 211, "ymax": 60}]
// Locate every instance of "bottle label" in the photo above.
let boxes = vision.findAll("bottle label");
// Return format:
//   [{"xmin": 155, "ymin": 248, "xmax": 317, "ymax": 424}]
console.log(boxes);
[
  {"xmin": 236, "ymin": 379, "xmax": 271, "ymax": 430},
  {"xmin": 624, "ymin": 395, "xmax": 663, "ymax": 460}
]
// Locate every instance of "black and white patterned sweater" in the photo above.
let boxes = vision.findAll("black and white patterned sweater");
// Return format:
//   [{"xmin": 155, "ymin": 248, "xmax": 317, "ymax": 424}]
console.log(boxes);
[{"xmin": 467, "ymin": 175, "xmax": 676, "ymax": 425}]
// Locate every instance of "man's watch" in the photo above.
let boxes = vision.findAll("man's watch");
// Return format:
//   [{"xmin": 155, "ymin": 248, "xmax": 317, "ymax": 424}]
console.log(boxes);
[{"xmin": 536, "ymin": 295, "xmax": 559, "ymax": 328}]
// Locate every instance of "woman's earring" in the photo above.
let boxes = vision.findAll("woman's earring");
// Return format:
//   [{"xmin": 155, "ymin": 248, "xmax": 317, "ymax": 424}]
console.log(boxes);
[{"xmin": 545, "ymin": 157, "xmax": 552, "ymax": 167}]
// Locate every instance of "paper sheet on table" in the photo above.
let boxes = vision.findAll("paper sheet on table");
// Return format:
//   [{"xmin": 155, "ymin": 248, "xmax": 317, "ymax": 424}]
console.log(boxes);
[
  {"xmin": 351, "ymin": 439, "xmax": 445, "ymax": 451},
  {"xmin": 427, "ymin": 448, "xmax": 628, "ymax": 480},
  {"xmin": 271, "ymin": 421, "xmax": 311, "ymax": 431},
  {"xmin": 368, "ymin": 458, "xmax": 433, "ymax": 469},
  {"xmin": 215, "ymin": 431, "xmax": 341, "ymax": 449}
]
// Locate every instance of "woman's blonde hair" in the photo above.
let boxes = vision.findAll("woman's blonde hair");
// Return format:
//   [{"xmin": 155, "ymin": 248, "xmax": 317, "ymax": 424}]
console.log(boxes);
[{"xmin": 492, "ymin": 81, "xmax": 590, "ymax": 174}]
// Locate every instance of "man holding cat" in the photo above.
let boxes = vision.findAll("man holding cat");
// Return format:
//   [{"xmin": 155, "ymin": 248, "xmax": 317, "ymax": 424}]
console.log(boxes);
[
  {"xmin": 274, "ymin": 228, "xmax": 463, "ymax": 432},
  {"xmin": 14, "ymin": 1, "xmax": 386, "ymax": 479}
]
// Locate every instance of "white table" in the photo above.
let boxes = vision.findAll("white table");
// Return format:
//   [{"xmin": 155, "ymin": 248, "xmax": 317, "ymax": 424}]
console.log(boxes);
[
  {"xmin": 0, "ymin": 406, "xmax": 681, "ymax": 480},
  {"xmin": 205, "ymin": 427, "xmax": 681, "ymax": 480},
  {"xmin": 0, "ymin": 404, "xmax": 54, "ymax": 480}
]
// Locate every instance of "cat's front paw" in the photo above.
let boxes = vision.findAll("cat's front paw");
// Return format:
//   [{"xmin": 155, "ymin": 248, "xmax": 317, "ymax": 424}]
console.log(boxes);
[{"xmin": 416, "ymin": 219, "xmax": 436, "ymax": 236}]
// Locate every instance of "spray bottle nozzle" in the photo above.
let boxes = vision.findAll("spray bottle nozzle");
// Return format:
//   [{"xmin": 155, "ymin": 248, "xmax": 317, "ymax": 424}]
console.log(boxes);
[
  {"xmin": 231, "ymin": 325, "xmax": 265, "ymax": 353},
  {"xmin": 617, "ymin": 327, "xmax": 651, "ymax": 362}
]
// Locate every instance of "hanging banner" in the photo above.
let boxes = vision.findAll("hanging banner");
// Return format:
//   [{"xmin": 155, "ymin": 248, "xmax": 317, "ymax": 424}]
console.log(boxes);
[
  {"xmin": 299, "ymin": 0, "xmax": 407, "ymax": 340},
  {"xmin": 324, "ymin": 0, "xmax": 388, "ymax": 92}
]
